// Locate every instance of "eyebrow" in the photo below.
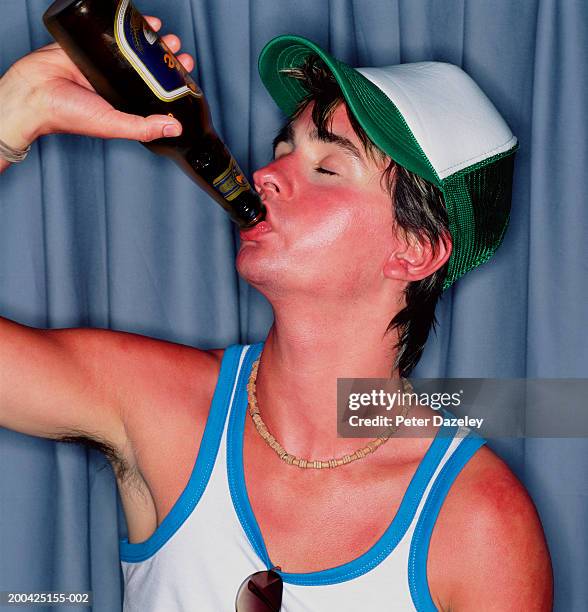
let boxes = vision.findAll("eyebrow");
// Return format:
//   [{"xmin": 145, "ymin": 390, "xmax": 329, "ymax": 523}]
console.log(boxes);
[
  {"xmin": 272, "ymin": 122, "xmax": 366, "ymax": 166},
  {"xmin": 310, "ymin": 128, "xmax": 365, "ymax": 165}
]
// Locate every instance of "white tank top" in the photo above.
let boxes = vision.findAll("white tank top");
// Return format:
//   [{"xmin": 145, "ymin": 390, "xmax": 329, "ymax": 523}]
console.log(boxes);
[{"xmin": 120, "ymin": 343, "xmax": 485, "ymax": 611}]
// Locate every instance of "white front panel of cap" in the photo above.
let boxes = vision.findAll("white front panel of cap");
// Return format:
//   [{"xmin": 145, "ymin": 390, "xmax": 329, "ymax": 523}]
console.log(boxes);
[{"xmin": 357, "ymin": 63, "xmax": 516, "ymax": 180}]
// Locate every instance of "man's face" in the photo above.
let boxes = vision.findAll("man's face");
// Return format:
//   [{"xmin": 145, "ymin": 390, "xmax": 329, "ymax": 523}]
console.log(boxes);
[{"xmin": 237, "ymin": 102, "xmax": 401, "ymax": 301}]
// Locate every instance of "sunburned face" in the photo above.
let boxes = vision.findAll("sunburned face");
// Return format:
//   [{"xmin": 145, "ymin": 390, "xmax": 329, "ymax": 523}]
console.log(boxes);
[{"xmin": 236, "ymin": 102, "xmax": 402, "ymax": 301}]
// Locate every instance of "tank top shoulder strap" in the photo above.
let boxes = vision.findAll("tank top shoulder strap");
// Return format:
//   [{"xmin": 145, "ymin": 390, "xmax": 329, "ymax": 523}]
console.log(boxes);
[
  {"xmin": 205, "ymin": 341, "xmax": 263, "ymax": 449},
  {"xmin": 407, "ymin": 423, "xmax": 486, "ymax": 611},
  {"xmin": 198, "ymin": 343, "xmax": 247, "ymax": 459}
]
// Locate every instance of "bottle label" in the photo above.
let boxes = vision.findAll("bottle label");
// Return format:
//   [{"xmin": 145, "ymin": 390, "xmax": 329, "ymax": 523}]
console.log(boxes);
[
  {"xmin": 114, "ymin": 0, "xmax": 201, "ymax": 102},
  {"xmin": 213, "ymin": 160, "xmax": 251, "ymax": 201}
]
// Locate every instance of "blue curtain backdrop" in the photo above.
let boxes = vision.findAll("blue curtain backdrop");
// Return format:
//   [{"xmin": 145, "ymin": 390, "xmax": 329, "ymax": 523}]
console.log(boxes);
[{"xmin": 1, "ymin": 0, "xmax": 586, "ymax": 610}]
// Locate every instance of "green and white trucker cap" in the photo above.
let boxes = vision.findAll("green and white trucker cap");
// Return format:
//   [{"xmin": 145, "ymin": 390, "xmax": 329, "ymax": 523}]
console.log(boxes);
[{"xmin": 258, "ymin": 35, "xmax": 518, "ymax": 289}]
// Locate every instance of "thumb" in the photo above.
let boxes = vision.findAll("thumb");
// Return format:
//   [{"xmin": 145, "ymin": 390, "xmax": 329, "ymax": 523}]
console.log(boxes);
[{"xmin": 88, "ymin": 108, "xmax": 183, "ymax": 142}]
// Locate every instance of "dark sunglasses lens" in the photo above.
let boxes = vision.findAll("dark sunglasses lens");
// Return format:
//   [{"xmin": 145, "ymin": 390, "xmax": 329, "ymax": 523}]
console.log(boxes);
[{"xmin": 235, "ymin": 569, "xmax": 283, "ymax": 611}]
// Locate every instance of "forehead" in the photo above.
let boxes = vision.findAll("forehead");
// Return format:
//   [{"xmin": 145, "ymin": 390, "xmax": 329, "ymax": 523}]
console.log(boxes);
[{"xmin": 293, "ymin": 102, "xmax": 362, "ymax": 144}]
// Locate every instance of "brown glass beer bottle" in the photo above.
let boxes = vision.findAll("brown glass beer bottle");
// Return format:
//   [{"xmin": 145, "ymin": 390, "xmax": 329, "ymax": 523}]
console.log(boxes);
[{"xmin": 43, "ymin": 0, "xmax": 266, "ymax": 228}]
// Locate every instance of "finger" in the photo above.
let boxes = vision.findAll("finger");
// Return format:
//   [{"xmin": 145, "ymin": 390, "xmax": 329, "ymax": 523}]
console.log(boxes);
[
  {"xmin": 144, "ymin": 16, "xmax": 162, "ymax": 31},
  {"xmin": 84, "ymin": 109, "xmax": 182, "ymax": 142},
  {"xmin": 177, "ymin": 53, "xmax": 194, "ymax": 72},
  {"xmin": 121, "ymin": 112, "xmax": 183, "ymax": 141},
  {"xmin": 161, "ymin": 34, "xmax": 181, "ymax": 53}
]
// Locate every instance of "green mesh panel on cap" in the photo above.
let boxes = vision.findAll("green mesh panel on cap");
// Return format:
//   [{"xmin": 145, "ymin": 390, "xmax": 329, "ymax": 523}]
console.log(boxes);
[
  {"xmin": 442, "ymin": 149, "xmax": 516, "ymax": 288},
  {"xmin": 258, "ymin": 35, "xmax": 517, "ymax": 289}
]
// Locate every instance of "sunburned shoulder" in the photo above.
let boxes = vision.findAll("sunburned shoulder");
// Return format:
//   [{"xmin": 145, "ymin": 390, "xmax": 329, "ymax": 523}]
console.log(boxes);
[
  {"xmin": 42, "ymin": 328, "xmax": 226, "ymax": 490},
  {"xmin": 111, "ymin": 331, "xmax": 224, "ymax": 408},
  {"xmin": 63, "ymin": 327, "xmax": 225, "ymax": 419},
  {"xmin": 427, "ymin": 444, "xmax": 553, "ymax": 611}
]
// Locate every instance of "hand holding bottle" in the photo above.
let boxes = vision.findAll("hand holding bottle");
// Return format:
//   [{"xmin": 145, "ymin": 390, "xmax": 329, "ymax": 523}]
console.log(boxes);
[{"xmin": 0, "ymin": 15, "xmax": 191, "ymax": 172}]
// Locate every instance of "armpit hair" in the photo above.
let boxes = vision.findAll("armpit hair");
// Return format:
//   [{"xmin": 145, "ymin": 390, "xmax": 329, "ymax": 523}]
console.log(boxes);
[{"xmin": 55, "ymin": 429, "xmax": 135, "ymax": 485}]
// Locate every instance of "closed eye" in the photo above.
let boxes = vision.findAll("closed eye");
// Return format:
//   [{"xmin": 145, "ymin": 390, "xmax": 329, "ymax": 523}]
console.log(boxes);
[{"xmin": 315, "ymin": 167, "xmax": 338, "ymax": 176}]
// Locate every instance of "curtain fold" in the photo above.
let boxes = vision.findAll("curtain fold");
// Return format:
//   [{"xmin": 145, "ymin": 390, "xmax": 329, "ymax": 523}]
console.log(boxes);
[{"xmin": 1, "ymin": 1, "xmax": 586, "ymax": 610}]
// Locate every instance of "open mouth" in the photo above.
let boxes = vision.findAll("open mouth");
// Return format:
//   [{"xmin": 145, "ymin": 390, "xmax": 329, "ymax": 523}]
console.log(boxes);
[{"xmin": 239, "ymin": 220, "xmax": 272, "ymax": 242}]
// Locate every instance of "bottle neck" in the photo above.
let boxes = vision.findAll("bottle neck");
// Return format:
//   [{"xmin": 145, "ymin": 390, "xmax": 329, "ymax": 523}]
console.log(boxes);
[{"xmin": 232, "ymin": 190, "xmax": 267, "ymax": 228}]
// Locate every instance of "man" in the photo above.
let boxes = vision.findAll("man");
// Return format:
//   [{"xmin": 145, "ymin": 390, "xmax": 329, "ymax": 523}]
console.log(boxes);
[{"xmin": 0, "ymin": 17, "xmax": 552, "ymax": 612}]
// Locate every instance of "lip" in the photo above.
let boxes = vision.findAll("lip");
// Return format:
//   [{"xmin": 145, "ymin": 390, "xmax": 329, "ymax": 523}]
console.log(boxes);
[{"xmin": 239, "ymin": 220, "xmax": 272, "ymax": 242}]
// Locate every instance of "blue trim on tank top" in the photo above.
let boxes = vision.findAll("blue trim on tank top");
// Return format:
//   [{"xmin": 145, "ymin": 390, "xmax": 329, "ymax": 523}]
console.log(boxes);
[
  {"xmin": 227, "ymin": 348, "xmax": 461, "ymax": 587},
  {"xmin": 408, "ymin": 431, "xmax": 487, "ymax": 611},
  {"xmin": 119, "ymin": 343, "xmax": 244, "ymax": 563}
]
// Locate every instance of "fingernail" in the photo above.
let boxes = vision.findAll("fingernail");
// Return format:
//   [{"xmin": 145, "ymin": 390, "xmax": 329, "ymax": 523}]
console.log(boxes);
[{"xmin": 163, "ymin": 124, "xmax": 181, "ymax": 137}]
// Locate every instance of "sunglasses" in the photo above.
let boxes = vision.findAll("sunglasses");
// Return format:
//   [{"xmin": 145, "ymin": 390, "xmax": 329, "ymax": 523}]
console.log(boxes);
[{"xmin": 235, "ymin": 566, "xmax": 283, "ymax": 611}]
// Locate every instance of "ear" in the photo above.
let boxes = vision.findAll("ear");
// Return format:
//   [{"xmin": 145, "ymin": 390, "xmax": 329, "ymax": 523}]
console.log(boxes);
[{"xmin": 383, "ymin": 231, "xmax": 452, "ymax": 283}]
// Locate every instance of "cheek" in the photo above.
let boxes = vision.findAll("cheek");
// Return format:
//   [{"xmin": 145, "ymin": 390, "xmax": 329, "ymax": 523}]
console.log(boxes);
[
  {"xmin": 292, "ymin": 200, "xmax": 355, "ymax": 252},
  {"xmin": 290, "ymin": 186, "xmax": 394, "ymax": 269}
]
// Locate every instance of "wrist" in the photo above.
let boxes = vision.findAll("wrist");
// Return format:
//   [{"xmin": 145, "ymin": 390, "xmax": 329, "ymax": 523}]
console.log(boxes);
[{"xmin": 0, "ymin": 64, "xmax": 42, "ymax": 150}]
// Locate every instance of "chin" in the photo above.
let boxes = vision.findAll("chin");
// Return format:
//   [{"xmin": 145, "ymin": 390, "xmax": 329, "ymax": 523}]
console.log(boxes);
[
  {"xmin": 236, "ymin": 245, "xmax": 276, "ymax": 287},
  {"xmin": 236, "ymin": 250, "xmax": 301, "ymax": 300}
]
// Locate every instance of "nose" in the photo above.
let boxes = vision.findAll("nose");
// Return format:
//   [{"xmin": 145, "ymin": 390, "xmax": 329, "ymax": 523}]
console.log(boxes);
[{"xmin": 253, "ymin": 158, "xmax": 293, "ymax": 201}]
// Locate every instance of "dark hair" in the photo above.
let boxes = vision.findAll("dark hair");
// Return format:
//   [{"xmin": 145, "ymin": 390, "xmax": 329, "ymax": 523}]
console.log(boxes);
[{"xmin": 280, "ymin": 55, "xmax": 449, "ymax": 377}]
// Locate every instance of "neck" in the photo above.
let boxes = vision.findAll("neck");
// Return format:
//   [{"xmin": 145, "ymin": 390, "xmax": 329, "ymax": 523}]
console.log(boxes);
[{"xmin": 254, "ymin": 291, "xmax": 404, "ymax": 460}]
